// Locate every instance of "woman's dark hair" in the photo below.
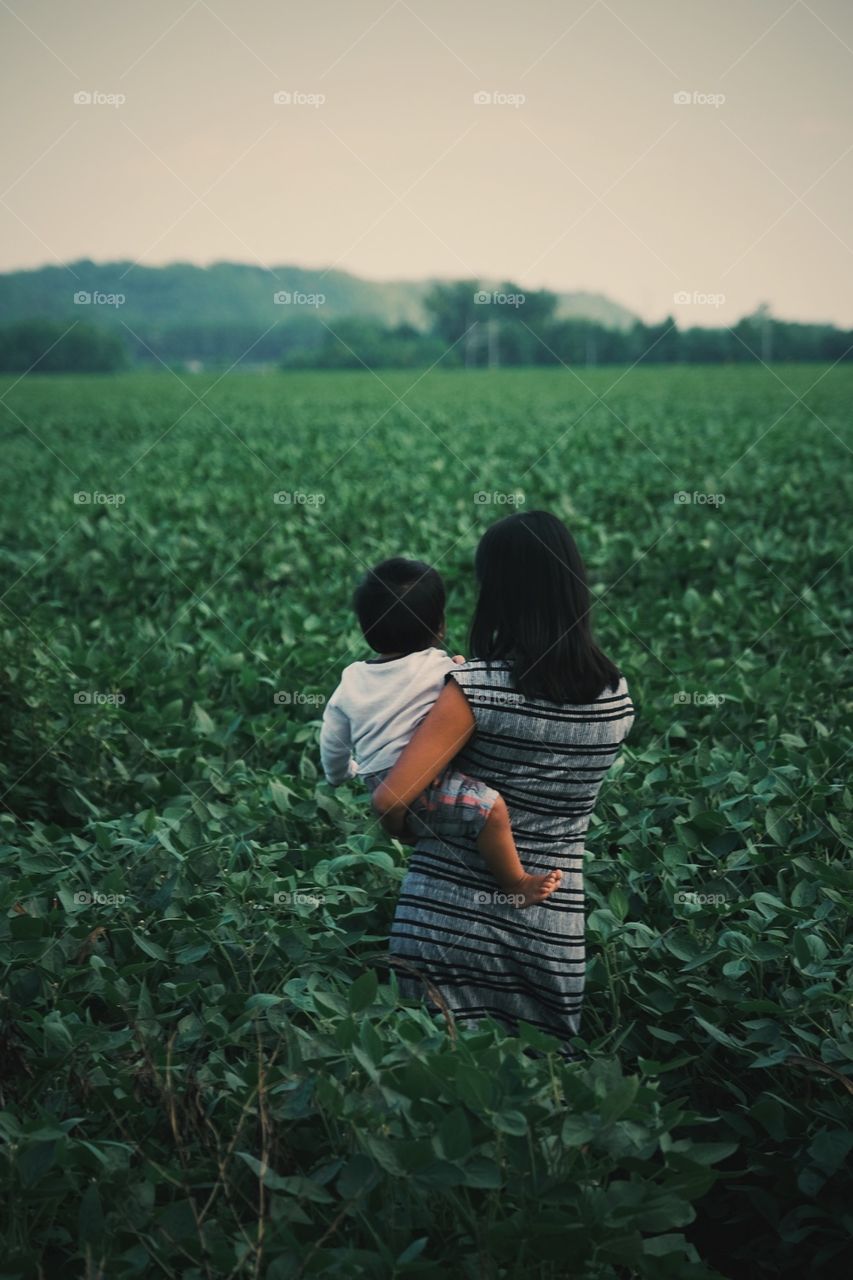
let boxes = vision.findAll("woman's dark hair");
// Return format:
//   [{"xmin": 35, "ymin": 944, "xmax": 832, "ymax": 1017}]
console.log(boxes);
[
  {"xmin": 469, "ymin": 510, "xmax": 620, "ymax": 703},
  {"xmin": 353, "ymin": 557, "xmax": 445, "ymax": 655}
]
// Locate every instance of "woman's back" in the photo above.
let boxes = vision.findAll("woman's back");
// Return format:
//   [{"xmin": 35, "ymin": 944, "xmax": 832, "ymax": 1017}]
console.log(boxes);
[
  {"xmin": 451, "ymin": 659, "xmax": 635, "ymax": 846},
  {"xmin": 391, "ymin": 659, "xmax": 635, "ymax": 1053}
]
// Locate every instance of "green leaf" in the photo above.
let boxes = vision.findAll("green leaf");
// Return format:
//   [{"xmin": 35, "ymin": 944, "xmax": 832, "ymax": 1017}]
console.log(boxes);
[
  {"xmin": 269, "ymin": 778, "xmax": 293, "ymax": 813},
  {"xmin": 491, "ymin": 1109, "xmax": 527, "ymax": 1136},
  {"xmin": 18, "ymin": 1141, "xmax": 57, "ymax": 1187},
  {"xmin": 236, "ymin": 1154, "xmax": 334, "ymax": 1200},
  {"xmin": 561, "ymin": 1115, "xmax": 597, "ymax": 1146},
  {"xmin": 396, "ymin": 1238, "xmax": 428, "ymax": 1265},
  {"xmin": 78, "ymin": 1183, "xmax": 104, "ymax": 1245},
  {"xmin": 43, "ymin": 1011, "xmax": 74, "ymax": 1055},
  {"xmin": 694, "ymin": 1015, "xmax": 741, "ymax": 1048},
  {"xmin": 437, "ymin": 1109, "xmax": 471, "ymax": 1161},
  {"xmin": 462, "ymin": 1156, "xmax": 503, "ymax": 1188},
  {"xmin": 609, "ymin": 886, "xmax": 629, "ymax": 921},
  {"xmin": 337, "ymin": 1155, "xmax": 378, "ymax": 1200},
  {"xmin": 807, "ymin": 1129, "xmax": 853, "ymax": 1175},
  {"xmin": 348, "ymin": 969, "xmax": 378, "ymax": 1012},
  {"xmin": 192, "ymin": 702, "xmax": 216, "ymax": 735},
  {"xmin": 132, "ymin": 931, "xmax": 168, "ymax": 961}
]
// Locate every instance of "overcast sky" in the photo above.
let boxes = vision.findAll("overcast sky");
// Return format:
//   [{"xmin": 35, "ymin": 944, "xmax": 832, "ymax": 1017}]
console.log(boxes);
[{"xmin": 2, "ymin": 0, "xmax": 852, "ymax": 325}]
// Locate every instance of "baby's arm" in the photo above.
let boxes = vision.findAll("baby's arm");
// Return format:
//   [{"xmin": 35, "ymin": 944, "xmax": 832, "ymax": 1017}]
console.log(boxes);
[{"xmin": 319, "ymin": 700, "xmax": 358, "ymax": 787}]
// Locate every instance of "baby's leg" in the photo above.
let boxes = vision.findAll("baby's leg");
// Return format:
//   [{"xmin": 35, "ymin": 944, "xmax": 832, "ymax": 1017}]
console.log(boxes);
[
  {"xmin": 478, "ymin": 794, "xmax": 561, "ymax": 909},
  {"xmin": 407, "ymin": 769, "xmax": 561, "ymax": 910}
]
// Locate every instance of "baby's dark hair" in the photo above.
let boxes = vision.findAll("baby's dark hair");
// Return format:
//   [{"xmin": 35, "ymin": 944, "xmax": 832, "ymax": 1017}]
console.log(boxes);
[{"xmin": 353, "ymin": 557, "xmax": 445, "ymax": 655}]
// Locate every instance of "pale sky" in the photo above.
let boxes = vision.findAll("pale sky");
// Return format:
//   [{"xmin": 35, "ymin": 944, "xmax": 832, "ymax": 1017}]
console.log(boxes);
[{"xmin": 2, "ymin": 0, "xmax": 852, "ymax": 326}]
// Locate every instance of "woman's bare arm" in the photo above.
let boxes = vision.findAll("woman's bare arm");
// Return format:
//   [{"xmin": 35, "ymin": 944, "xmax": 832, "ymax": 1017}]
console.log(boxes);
[{"xmin": 371, "ymin": 679, "xmax": 475, "ymax": 834}]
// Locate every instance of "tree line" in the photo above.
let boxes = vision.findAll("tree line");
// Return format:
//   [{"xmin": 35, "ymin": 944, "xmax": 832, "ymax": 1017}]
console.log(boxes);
[{"xmin": 0, "ymin": 285, "xmax": 850, "ymax": 373}]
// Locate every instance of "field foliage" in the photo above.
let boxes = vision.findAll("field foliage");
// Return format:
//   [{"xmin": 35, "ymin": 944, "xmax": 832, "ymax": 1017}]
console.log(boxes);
[{"xmin": 1, "ymin": 365, "xmax": 851, "ymax": 1278}]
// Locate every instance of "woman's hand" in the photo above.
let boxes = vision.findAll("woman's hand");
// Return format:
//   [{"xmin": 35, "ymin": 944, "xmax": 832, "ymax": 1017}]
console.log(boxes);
[{"xmin": 377, "ymin": 804, "xmax": 406, "ymax": 838}]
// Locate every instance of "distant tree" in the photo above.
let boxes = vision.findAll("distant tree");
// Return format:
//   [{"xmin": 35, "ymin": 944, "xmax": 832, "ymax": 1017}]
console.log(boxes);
[
  {"xmin": 0, "ymin": 319, "xmax": 128, "ymax": 372},
  {"xmin": 283, "ymin": 318, "xmax": 448, "ymax": 370},
  {"xmin": 423, "ymin": 280, "xmax": 481, "ymax": 346},
  {"xmin": 680, "ymin": 326, "xmax": 735, "ymax": 363},
  {"xmin": 424, "ymin": 280, "xmax": 558, "ymax": 367},
  {"xmin": 629, "ymin": 317, "xmax": 680, "ymax": 363}
]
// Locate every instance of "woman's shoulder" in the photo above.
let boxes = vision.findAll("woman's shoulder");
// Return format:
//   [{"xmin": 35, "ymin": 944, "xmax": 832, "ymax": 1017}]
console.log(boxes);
[
  {"xmin": 447, "ymin": 659, "xmax": 521, "ymax": 711},
  {"xmin": 449, "ymin": 658, "xmax": 513, "ymax": 685},
  {"xmin": 451, "ymin": 664, "xmax": 633, "ymax": 724},
  {"xmin": 601, "ymin": 672, "xmax": 631, "ymax": 701}
]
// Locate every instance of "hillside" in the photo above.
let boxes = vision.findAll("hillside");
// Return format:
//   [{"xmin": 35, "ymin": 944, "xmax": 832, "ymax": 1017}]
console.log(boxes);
[{"xmin": 0, "ymin": 260, "xmax": 638, "ymax": 333}]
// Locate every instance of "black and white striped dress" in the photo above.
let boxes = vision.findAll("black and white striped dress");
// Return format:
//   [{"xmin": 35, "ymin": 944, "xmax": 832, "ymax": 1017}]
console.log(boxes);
[{"xmin": 389, "ymin": 659, "xmax": 635, "ymax": 1053}]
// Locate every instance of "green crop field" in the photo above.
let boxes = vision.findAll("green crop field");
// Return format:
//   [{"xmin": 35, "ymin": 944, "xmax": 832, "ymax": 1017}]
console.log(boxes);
[{"xmin": 1, "ymin": 364, "xmax": 851, "ymax": 1279}]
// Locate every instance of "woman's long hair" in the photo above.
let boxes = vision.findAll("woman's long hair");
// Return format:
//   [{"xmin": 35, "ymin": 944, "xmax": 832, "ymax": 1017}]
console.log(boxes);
[{"xmin": 469, "ymin": 510, "xmax": 621, "ymax": 704}]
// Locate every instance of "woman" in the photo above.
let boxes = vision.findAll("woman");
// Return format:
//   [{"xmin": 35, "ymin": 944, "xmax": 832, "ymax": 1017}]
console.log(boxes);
[{"xmin": 372, "ymin": 510, "xmax": 635, "ymax": 1057}]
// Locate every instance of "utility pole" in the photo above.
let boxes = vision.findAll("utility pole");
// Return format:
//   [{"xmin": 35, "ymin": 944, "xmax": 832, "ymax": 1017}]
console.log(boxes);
[
  {"xmin": 488, "ymin": 318, "xmax": 499, "ymax": 369},
  {"xmin": 465, "ymin": 321, "xmax": 477, "ymax": 368}
]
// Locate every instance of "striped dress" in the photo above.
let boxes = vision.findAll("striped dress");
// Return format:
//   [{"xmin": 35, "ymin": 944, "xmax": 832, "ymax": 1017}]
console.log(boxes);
[{"xmin": 389, "ymin": 659, "xmax": 635, "ymax": 1053}]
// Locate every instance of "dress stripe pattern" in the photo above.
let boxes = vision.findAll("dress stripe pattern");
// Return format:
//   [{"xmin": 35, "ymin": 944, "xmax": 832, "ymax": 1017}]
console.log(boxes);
[{"xmin": 389, "ymin": 659, "xmax": 635, "ymax": 1054}]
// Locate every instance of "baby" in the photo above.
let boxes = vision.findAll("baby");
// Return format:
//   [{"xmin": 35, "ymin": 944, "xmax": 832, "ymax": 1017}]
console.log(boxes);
[{"xmin": 319, "ymin": 556, "xmax": 561, "ymax": 908}]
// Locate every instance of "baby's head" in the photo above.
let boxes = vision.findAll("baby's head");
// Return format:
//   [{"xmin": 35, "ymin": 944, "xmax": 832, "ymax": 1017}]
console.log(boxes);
[{"xmin": 353, "ymin": 557, "xmax": 446, "ymax": 656}]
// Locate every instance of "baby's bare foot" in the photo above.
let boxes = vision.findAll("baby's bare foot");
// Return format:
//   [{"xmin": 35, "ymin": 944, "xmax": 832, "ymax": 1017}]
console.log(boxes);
[{"xmin": 510, "ymin": 869, "xmax": 562, "ymax": 909}]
